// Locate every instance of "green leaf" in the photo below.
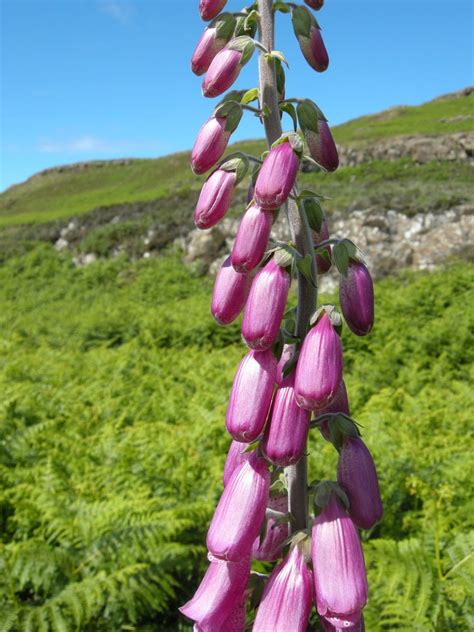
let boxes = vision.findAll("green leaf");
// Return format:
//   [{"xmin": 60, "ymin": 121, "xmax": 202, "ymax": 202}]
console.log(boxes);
[
  {"xmin": 296, "ymin": 254, "xmax": 317, "ymax": 288},
  {"xmin": 273, "ymin": 1, "xmax": 292, "ymax": 13},
  {"xmin": 241, "ymin": 87, "xmax": 259, "ymax": 105},
  {"xmin": 303, "ymin": 197, "xmax": 324, "ymax": 232},
  {"xmin": 279, "ymin": 102, "xmax": 298, "ymax": 131}
]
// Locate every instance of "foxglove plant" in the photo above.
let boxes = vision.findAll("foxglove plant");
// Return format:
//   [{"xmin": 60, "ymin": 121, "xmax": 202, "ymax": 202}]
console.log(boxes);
[{"xmin": 182, "ymin": 1, "xmax": 382, "ymax": 627}]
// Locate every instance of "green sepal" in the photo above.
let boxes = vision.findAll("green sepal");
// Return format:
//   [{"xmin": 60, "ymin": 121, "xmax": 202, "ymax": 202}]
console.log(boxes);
[
  {"xmin": 273, "ymin": 1, "xmax": 292, "ymax": 13},
  {"xmin": 297, "ymin": 188, "xmax": 325, "ymax": 201},
  {"xmin": 279, "ymin": 102, "xmax": 298, "ymax": 131},
  {"xmin": 332, "ymin": 238, "xmax": 362, "ymax": 277},
  {"xmin": 234, "ymin": 13, "xmax": 258, "ymax": 38},
  {"xmin": 309, "ymin": 304, "xmax": 343, "ymax": 334},
  {"xmin": 265, "ymin": 50, "xmax": 289, "ymax": 68},
  {"xmin": 303, "ymin": 197, "xmax": 324, "ymax": 233},
  {"xmin": 269, "ymin": 474, "xmax": 288, "ymax": 497},
  {"xmin": 213, "ymin": 99, "xmax": 243, "ymax": 133},
  {"xmin": 281, "ymin": 349, "xmax": 299, "ymax": 379},
  {"xmin": 296, "ymin": 98, "xmax": 327, "ymax": 134},
  {"xmin": 296, "ymin": 253, "xmax": 317, "ymax": 289},
  {"xmin": 275, "ymin": 58, "xmax": 286, "ymax": 100},
  {"xmin": 243, "ymin": 439, "xmax": 261, "ymax": 453},
  {"xmin": 327, "ymin": 413, "xmax": 361, "ymax": 451},
  {"xmin": 248, "ymin": 571, "xmax": 268, "ymax": 610},
  {"xmin": 272, "ymin": 330, "xmax": 285, "ymax": 362},
  {"xmin": 291, "ymin": 5, "xmax": 314, "ymax": 38},
  {"xmin": 313, "ymin": 480, "xmax": 349, "ymax": 513},
  {"xmin": 228, "ymin": 35, "xmax": 255, "ymax": 66},
  {"xmin": 274, "ymin": 243, "xmax": 300, "ymax": 270},
  {"xmin": 271, "ymin": 131, "xmax": 304, "ymax": 159},
  {"xmin": 212, "ymin": 12, "xmax": 236, "ymax": 41},
  {"xmin": 241, "ymin": 87, "xmax": 259, "ymax": 104},
  {"xmin": 219, "ymin": 153, "xmax": 249, "ymax": 184}
]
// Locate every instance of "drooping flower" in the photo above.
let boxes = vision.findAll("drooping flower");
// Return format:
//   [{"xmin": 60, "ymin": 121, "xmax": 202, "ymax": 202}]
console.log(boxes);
[
  {"xmin": 242, "ymin": 258, "xmax": 291, "ymax": 351},
  {"xmin": 253, "ymin": 541, "xmax": 313, "ymax": 632},
  {"xmin": 254, "ymin": 140, "xmax": 300, "ymax": 210},
  {"xmin": 207, "ymin": 452, "xmax": 270, "ymax": 561},
  {"xmin": 211, "ymin": 256, "xmax": 252, "ymax": 326},
  {"xmin": 194, "ymin": 169, "xmax": 236, "ymax": 228},
  {"xmin": 180, "ymin": 553, "xmax": 249, "ymax": 628},
  {"xmin": 191, "ymin": 117, "xmax": 230, "ymax": 175},
  {"xmin": 262, "ymin": 373, "xmax": 310, "ymax": 467},
  {"xmin": 292, "ymin": 6, "xmax": 329, "ymax": 72},
  {"xmin": 295, "ymin": 312, "xmax": 343, "ymax": 411},
  {"xmin": 222, "ymin": 439, "xmax": 250, "ymax": 487},
  {"xmin": 199, "ymin": 0, "xmax": 227, "ymax": 21},
  {"xmin": 226, "ymin": 348, "xmax": 277, "ymax": 442},
  {"xmin": 337, "ymin": 437, "xmax": 383, "ymax": 530},
  {"xmin": 202, "ymin": 37, "xmax": 254, "ymax": 98},
  {"xmin": 297, "ymin": 99, "xmax": 339, "ymax": 172},
  {"xmin": 252, "ymin": 493, "xmax": 289, "ymax": 562},
  {"xmin": 317, "ymin": 380, "xmax": 350, "ymax": 441},
  {"xmin": 339, "ymin": 261, "xmax": 374, "ymax": 336},
  {"xmin": 191, "ymin": 13, "xmax": 235, "ymax": 75},
  {"xmin": 312, "ymin": 494, "xmax": 368, "ymax": 619},
  {"xmin": 231, "ymin": 204, "xmax": 273, "ymax": 273},
  {"xmin": 305, "ymin": 0, "xmax": 324, "ymax": 9}
]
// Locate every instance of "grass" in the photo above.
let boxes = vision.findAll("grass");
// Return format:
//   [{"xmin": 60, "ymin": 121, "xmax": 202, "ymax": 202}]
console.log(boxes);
[{"xmin": 1, "ymin": 91, "xmax": 472, "ymax": 228}]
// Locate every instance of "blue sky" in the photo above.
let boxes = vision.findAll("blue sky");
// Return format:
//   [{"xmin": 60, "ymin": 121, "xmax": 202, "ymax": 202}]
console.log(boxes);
[{"xmin": 1, "ymin": 0, "xmax": 472, "ymax": 190}]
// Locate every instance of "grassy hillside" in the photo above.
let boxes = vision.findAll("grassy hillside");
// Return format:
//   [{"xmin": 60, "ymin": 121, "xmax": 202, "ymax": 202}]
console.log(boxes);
[
  {"xmin": 0, "ymin": 247, "xmax": 473, "ymax": 630},
  {"xmin": 1, "ymin": 90, "xmax": 472, "ymax": 228}
]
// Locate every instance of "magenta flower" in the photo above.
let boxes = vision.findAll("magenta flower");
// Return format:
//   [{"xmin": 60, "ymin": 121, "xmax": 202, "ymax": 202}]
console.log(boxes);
[
  {"xmin": 194, "ymin": 169, "xmax": 236, "ymax": 229},
  {"xmin": 199, "ymin": 0, "xmax": 227, "ymax": 21},
  {"xmin": 226, "ymin": 348, "xmax": 277, "ymax": 442},
  {"xmin": 191, "ymin": 117, "xmax": 230, "ymax": 175},
  {"xmin": 222, "ymin": 439, "xmax": 250, "ymax": 487},
  {"xmin": 313, "ymin": 216, "xmax": 332, "ymax": 273},
  {"xmin": 231, "ymin": 204, "xmax": 273, "ymax": 273},
  {"xmin": 253, "ymin": 542, "xmax": 313, "ymax": 632},
  {"xmin": 312, "ymin": 494, "xmax": 368, "ymax": 619},
  {"xmin": 262, "ymin": 373, "xmax": 310, "ymax": 467},
  {"xmin": 306, "ymin": 118, "xmax": 339, "ymax": 172},
  {"xmin": 202, "ymin": 48, "xmax": 241, "ymax": 97},
  {"xmin": 317, "ymin": 380, "xmax": 350, "ymax": 441},
  {"xmin": 242, "ymin": 258, "xmax": 291, "ymax": 351},
  {"xmin": 337, "ymin": 437, "xmax": 383, "ymax": 530},
  {"xmin": 252, "ymin": 493, "xmax": 289, "ymax": 562},
  {"xmin": 295, "ymin": 312, "xmax": 343, "ymax": 411},
  {"xmin": 211, "ymin": 256, "xmax": 252, "ymax": 326},
  {"xmin": 292, "ymin": 6, "xmax": 329, "ymax": 72},
  {"xmin": 180, "ymin": 553, "xmax": 249, "ymax": 628},
  {"xmin": 339, "ymin": 261, "xmax": 374, "ymax": 336},
  {"xmin": 305, "ymin": 0, "xmax": 324, "ymax": 9},
  {"xmin": 191, "ymin": 15, "xmax": 234, "ymax": 76},
  {"xmin": 207, "ymin": 452, "xmax": 270, "ymax": 561},
  {"xmin": 275, "ymin": 343, "xmax": 294, "ymax": 386},
  {"xmin": 254, "ymin": 141, "xmax": 300, "ymax": 210}
]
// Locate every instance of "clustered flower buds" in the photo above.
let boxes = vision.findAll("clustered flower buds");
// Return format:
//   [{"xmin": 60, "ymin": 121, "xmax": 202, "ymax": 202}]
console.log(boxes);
[{"xmin": 183, "ymin": 1, "xmax": 382, "ymax": 627}]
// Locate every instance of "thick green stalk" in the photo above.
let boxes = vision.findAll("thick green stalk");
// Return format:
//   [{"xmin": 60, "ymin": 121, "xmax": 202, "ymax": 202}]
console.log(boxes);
[{"xmin": 257, "ymin": 0, "xmax": 318, "ymax": 533}]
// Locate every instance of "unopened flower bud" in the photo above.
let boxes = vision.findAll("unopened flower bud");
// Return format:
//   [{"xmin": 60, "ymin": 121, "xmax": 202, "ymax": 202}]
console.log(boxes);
[
  {"xmin": 305, "ymin": 0, "xmax": 324, "ymax": 10},
  {"xmin": 262, "ymin": 374, "xmax": 310, "ymax": 467},
  {"xmin": 339, "ymin": 261, "xmax": 374, "ymax": 336},
  {"xmin": 317, "ymin": 380, "xmax": 350, "ymax": 440},
  {"xmin": 191, "ymin": 13, "xmax": 235, "ymax": 75},
  {"xmin": 292, "ymin": 6, "xmax": 329, "ymax": 72},
  {"xmin": 295, "ymin": 312, "xmax": 343, "ymax": 410},
  {"xmin": 211, "ymin": 256, "xmax": 252, "ymax": 326},
  {"xmin": 297, "ymin": 99, "xmax": 339, "ymax": 172},
  {"xmin": 199, "ymin": 0, "xmax": 227, "ymax": 21},
  {"xmin": 226, "ymin": 348, "xmax": 277, "ymax": 442},
  {"xmin": 312, "ymin": 494, "xmax": 368, "ymax": 619},
  {"xmin": 253, "ymin": 541, "xmax": 313, "ymax": 631},
  {"xmin": 195, "ymin": 169, "xmax": 236, "ymax": 229},
  {"xmin": 223, "ymin": 439, "xmax": 250, "ymax": 487},
  {"xmin": 191, "ymin": 117, "xmax": 230, "ymax": 175},
  {"xmin": 231, "ymin": 204, "xmax": 273, "ymax": 273},
  {"xmin": 242, "ymin": 258, "xmax": 291, "ymax": 351},
  {"xmin": 207, "ymin": 452, "xmax": 270, "ymax": 561},
  {"xmin": 252, "ymin": 494, "xmax": 289, "ymax": 562},
  {"xmin": 180, "ymin": 554, "xmax": 249, "ymax": 628},
  {"xmin": 254, "ymin": 139, "xmax": 301, "ymax": 210},
  {"xmin": 312, "ymin": 215, "xmax": 332, "ymax": 274},
  {"xmin": 337, "ymin": 437, "xmax": 383, "ymax": 530},
  {"xmin": 202, "ymin": 37, "xmax": 254, "ymax": 98}
]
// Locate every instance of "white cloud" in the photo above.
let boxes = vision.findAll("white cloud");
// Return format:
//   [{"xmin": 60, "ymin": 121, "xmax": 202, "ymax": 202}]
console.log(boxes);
[
  {"xmin": 37, "ymin": 135, "xmax": 159, "ymax": 154},
  {"xmin": 98, "ymin": 1, "xmax": 134, "ymax": 24}
]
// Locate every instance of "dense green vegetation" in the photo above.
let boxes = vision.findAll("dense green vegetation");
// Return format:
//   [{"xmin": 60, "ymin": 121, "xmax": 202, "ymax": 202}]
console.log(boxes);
[
  {"xmin": 1, "ymin": 246, "xmax": 473, "ymax": 630},
  {"xmin": 1, "ymin": 91, "xmax": 472, "ymax": 227}
]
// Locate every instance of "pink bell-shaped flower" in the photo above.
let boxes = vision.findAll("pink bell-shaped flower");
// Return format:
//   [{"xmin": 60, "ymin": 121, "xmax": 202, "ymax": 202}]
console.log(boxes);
[
  {"xmin": 194, "ymin": 169, "xmax": 236, "ymax": 229},
  {"xmin": 337, "ymin": 437, "xmax": 383, "ymax": 530},
  {"xmin": 312, "ymin": 494, "xmax": 368, "ymax": 619},
  {"xmin": 295, "ymin": 312, "xmax": 343, "ymax": 411},
  {"xmin": 317, "ymin": 380, "xmax": 350, "ymax": 441},
  {"xmin": 253, "ymin": 540, "xmax": 313, "ymax": 631},
  {"xmin": 222, "ymin": 439, "xmax": 250, "ymax": 487},
  {"xmin": 292, "ymin": 6, "xmax": 329, "ymax": 72},
  {"xmin": 191, "ymin": 12, "xmax": 235, "ymax": 75},
  {"xmin": 211, "ymin": 256, "xmax": 252, "ymax": 326},
  {"xmin": 262, "ymin": 373, "xmax": 310, "ymax": 467},
  {"xmin": 339, "ymin": 261, "xmax": 374, "ymax": 336},
  {"xmin": 254, "ymin": 140, "xmax": 300, "ymax": 210},
  {"xmin": 231, "ymin": 204, "xmax": 273, "ymax": 273},
  {"xmin": 191, "ymin": 117, "xmax": 230, "ymax": 175},
  {"xmin": 207, "ymin": 452, "xmax": 270, "ymax": 561},
  {"xmin": 199, "ymin": 0, "xmax": 227, "ymax": 22},
  {"xmin": 242, "ymin": 258, "xmax": 291, "ymax": 351},
  {"xmin": 226, "ymin": 348, "xmax": 277, "ymax": 442}
]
